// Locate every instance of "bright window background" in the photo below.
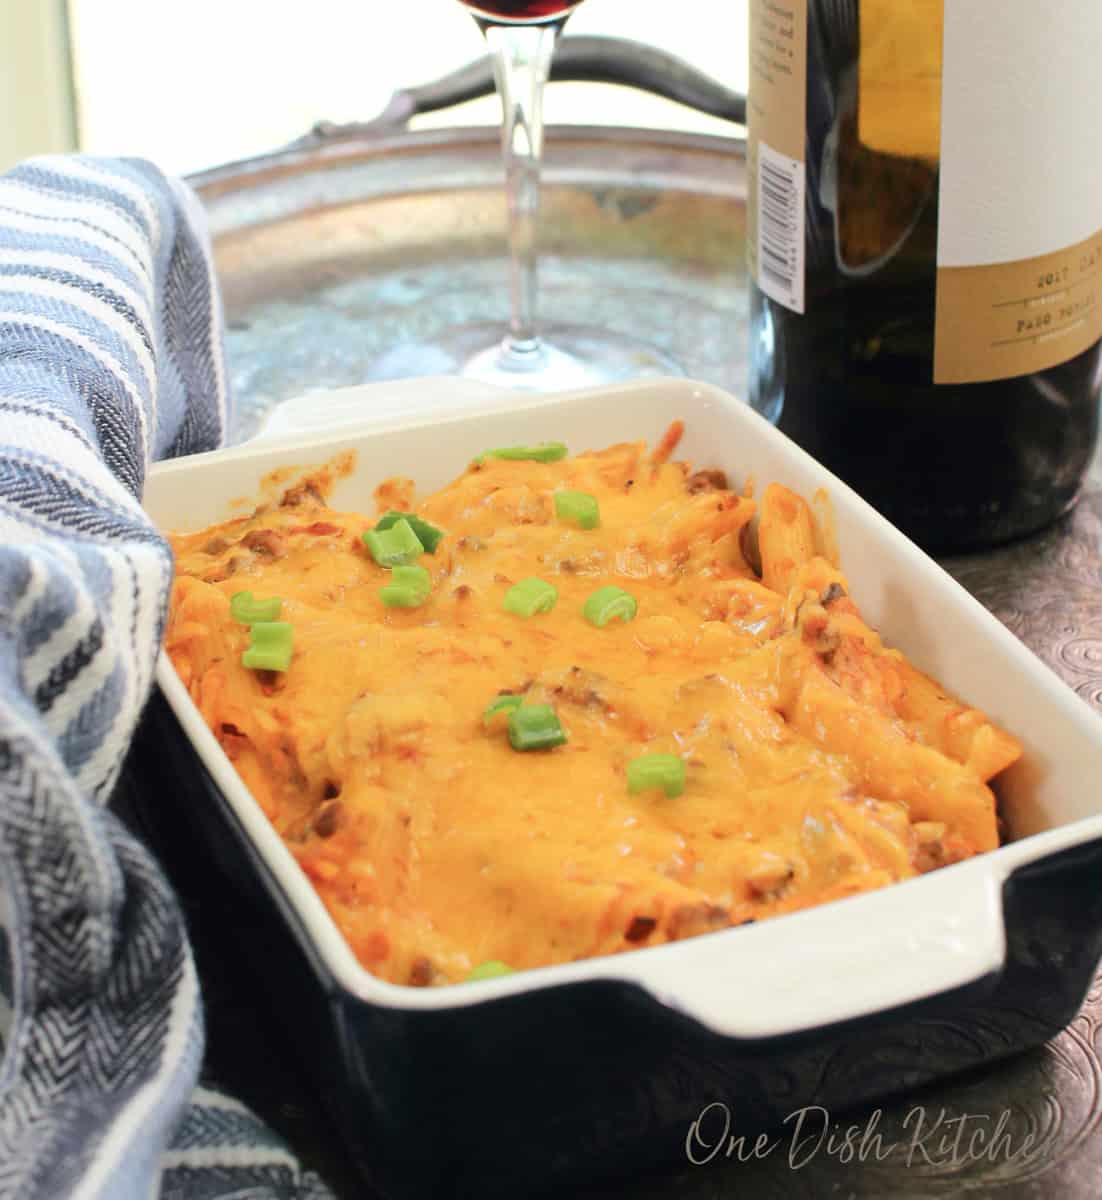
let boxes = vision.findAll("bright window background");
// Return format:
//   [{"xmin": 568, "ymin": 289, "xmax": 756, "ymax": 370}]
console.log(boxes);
[
  {"xmin": 0, "ymin": 0, "xmax": 77, "ymax": 170},
  {"xmin": 69, "ymin": 0, "xmax": 748, "ymax": 177}
]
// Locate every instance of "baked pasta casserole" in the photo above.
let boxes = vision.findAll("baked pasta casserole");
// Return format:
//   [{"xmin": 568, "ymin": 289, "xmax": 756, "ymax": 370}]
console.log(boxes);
[{"xmin": 165, "ymin": 424, "xmax": 1021, "ymax": 987}]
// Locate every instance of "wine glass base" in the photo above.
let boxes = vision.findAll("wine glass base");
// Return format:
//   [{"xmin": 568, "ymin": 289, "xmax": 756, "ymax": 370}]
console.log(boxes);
[{"xmin": 364, "ymin": 322, "xmax": 683, "ymax": 393}]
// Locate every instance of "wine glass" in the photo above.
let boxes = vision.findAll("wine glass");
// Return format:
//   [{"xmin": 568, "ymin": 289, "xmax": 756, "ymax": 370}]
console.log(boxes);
[{"xmin": 368, "ymin": 0, "xmax": 681, "ymax": 391}]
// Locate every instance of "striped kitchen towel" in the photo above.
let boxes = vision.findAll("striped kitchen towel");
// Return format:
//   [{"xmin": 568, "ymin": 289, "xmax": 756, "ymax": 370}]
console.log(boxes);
[{"xmin": 0, "ymin": 158, "xmax": 333, "ymax": 1200}]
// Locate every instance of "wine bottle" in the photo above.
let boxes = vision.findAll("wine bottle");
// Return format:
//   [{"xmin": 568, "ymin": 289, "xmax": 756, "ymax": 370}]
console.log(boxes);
[{"xmin": 747, "ymin": 0, "xmax": 1102, "ymax": 552}]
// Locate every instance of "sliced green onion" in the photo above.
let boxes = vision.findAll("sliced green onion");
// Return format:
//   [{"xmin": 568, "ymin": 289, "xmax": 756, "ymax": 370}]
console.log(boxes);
[
  {"xmin": 483, "ymin": 693, "xmax": 524, "ymax": 724},
  {"xmin": 362, "ymin": 517, "xmax": 424, "ymax": 566},
  {"xmin": 508, "ymin": 703, "xmax": 567, "ymax": 752},
  {"xmin": 503, "ymin": 577, "xmax": 558, "ymax": 618},
  {"xmin": 242, "ymin": 621, "xmax": 294, "ymax": 672},
  {"xmin": 380, "ymin": 563, "xmax": 432, "ymax": 609},
  {"xmin": 466, "ymin": 960, "xmax": 513, "ymax": 982},
  {"xmin": 554, "ymin": 490, "xmax": 600, "ymax": 530},
  {"xmin": 583, "ymin": 585, "xmax": 638, "ymax": 628},
  {"xmin": 627, "ymin": 753, "xmax": 686, "ymax": 798},
  {"xmin": 230, "ymin": 591, "xmax": 282, "ymax": 624},
  {"xmin": 475, "ymin": 442, "xmax": 568, "ymax": 465},
  {"xmin": 374, "ymin": 511, "xmax": 445, "ymax": 554}
]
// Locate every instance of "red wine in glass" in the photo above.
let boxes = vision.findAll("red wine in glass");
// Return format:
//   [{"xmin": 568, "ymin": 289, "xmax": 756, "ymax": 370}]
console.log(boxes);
[
  {"xmin": 364, "ymin": 0, "xmax": 679, "ymax": 390},
  {"xmin": 457, "ymin": 0, "xmax": 584, "ymax": 22}
]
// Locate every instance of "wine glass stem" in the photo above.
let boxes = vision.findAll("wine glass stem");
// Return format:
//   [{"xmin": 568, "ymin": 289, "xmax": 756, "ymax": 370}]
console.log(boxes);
[{"xmin": 484, "ymin": 21, "xmax": 561, "ymax": 357}]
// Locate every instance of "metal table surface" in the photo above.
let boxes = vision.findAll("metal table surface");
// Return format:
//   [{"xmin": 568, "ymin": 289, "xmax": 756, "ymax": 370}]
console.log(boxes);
[{"xmin": 134, "ymin": 122, "xmax": 1102, "ymax": 1199}]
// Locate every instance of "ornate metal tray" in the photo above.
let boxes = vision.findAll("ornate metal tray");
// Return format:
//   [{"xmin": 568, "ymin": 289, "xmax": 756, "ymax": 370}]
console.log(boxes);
[
  {"xmin": 171, "ymin": 39, "xmax": 1102, "ymax": 1199},
  {"xmin": 191, "ymin": 36, "xmax": 748, "ymax": 446}
]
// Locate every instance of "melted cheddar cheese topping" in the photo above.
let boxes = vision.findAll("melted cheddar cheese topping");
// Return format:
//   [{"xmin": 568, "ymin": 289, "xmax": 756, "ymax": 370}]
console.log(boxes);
[{"xmin": 165, "ymin": 430, "xmax": 1021, "ymax": 987}]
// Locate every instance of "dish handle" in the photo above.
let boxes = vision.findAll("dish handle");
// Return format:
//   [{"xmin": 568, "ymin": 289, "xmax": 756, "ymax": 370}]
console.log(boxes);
[{"xmin": 610, "ymin": 858, "xmax": 1007, "ymax": 1040}]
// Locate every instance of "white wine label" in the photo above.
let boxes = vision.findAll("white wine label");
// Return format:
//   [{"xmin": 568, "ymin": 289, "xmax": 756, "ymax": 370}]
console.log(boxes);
[
  {"xmin": 934, "ymin": 0, "xmax": 1102, "ymax": 383},
  {"xmin": 747, "ymin": 0, "xmax": 808, "ymax": 313},
  {"xmin": 938, "ymin": 1, "xmax": 1102, "ymax": 269},
  {"xmin": 755, "ymin": 0, "xmax": 1102, "ymax": 385}
]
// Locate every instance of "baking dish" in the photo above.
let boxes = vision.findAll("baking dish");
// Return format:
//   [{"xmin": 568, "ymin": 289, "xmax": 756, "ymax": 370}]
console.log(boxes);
[{"xmin": 139, "ymin": 376, "xmax": 1102, "ymax": 1198}]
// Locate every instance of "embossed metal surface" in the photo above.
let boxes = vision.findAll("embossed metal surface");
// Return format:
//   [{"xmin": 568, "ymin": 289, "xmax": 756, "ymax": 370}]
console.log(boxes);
[
  {"xmin": 195, "ymin": 125, "xmax": 1102, "ymax": 1198},
  {"xmin": 195, "ymin": 125, "xmax": 747, "ymax": 446}
]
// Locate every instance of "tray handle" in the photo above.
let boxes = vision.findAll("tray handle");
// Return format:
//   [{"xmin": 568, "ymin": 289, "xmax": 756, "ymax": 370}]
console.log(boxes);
[{"xmin": 286, "ymin": 35, "xmax": 746, "ymax": 152}]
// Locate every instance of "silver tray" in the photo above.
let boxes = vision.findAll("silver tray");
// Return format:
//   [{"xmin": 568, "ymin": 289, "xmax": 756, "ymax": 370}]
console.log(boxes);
[
  {"xmin": 195, "ymin": 125, "xmax": 746, "ymax": 445},
  {"xmin": 184, "ymin": 42, "xmax": 1102, "ymax": 1199}
]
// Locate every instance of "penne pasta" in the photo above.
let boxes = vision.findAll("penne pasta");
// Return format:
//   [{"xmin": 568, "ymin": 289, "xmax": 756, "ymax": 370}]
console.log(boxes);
[
  {"xmin": 759, "ymin": 483, "xmax": 819, "ymax": 593},
  {"xmin": 164, "ymin": 427, "xmax": 1021, "ymax": 986}
]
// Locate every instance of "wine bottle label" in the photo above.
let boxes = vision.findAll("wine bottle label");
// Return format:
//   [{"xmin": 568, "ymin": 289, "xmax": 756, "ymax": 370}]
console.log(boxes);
[
  {"xmin": 933, "ymin": 1, "xmax": 1102, "ymax": 384},
  {"xmin": 747, "ymin": 0, "xmax": 808, "ymax": 313},
  {"xmin": 748, "ymin": 0, "xmax": 1102, "ymax": 385}
]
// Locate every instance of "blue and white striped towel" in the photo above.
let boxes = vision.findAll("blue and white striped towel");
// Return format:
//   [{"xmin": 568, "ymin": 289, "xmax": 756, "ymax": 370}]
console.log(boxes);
[{"xmin": 0, "ymin": 158, "xmax": 333, "ymax": 1200}]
